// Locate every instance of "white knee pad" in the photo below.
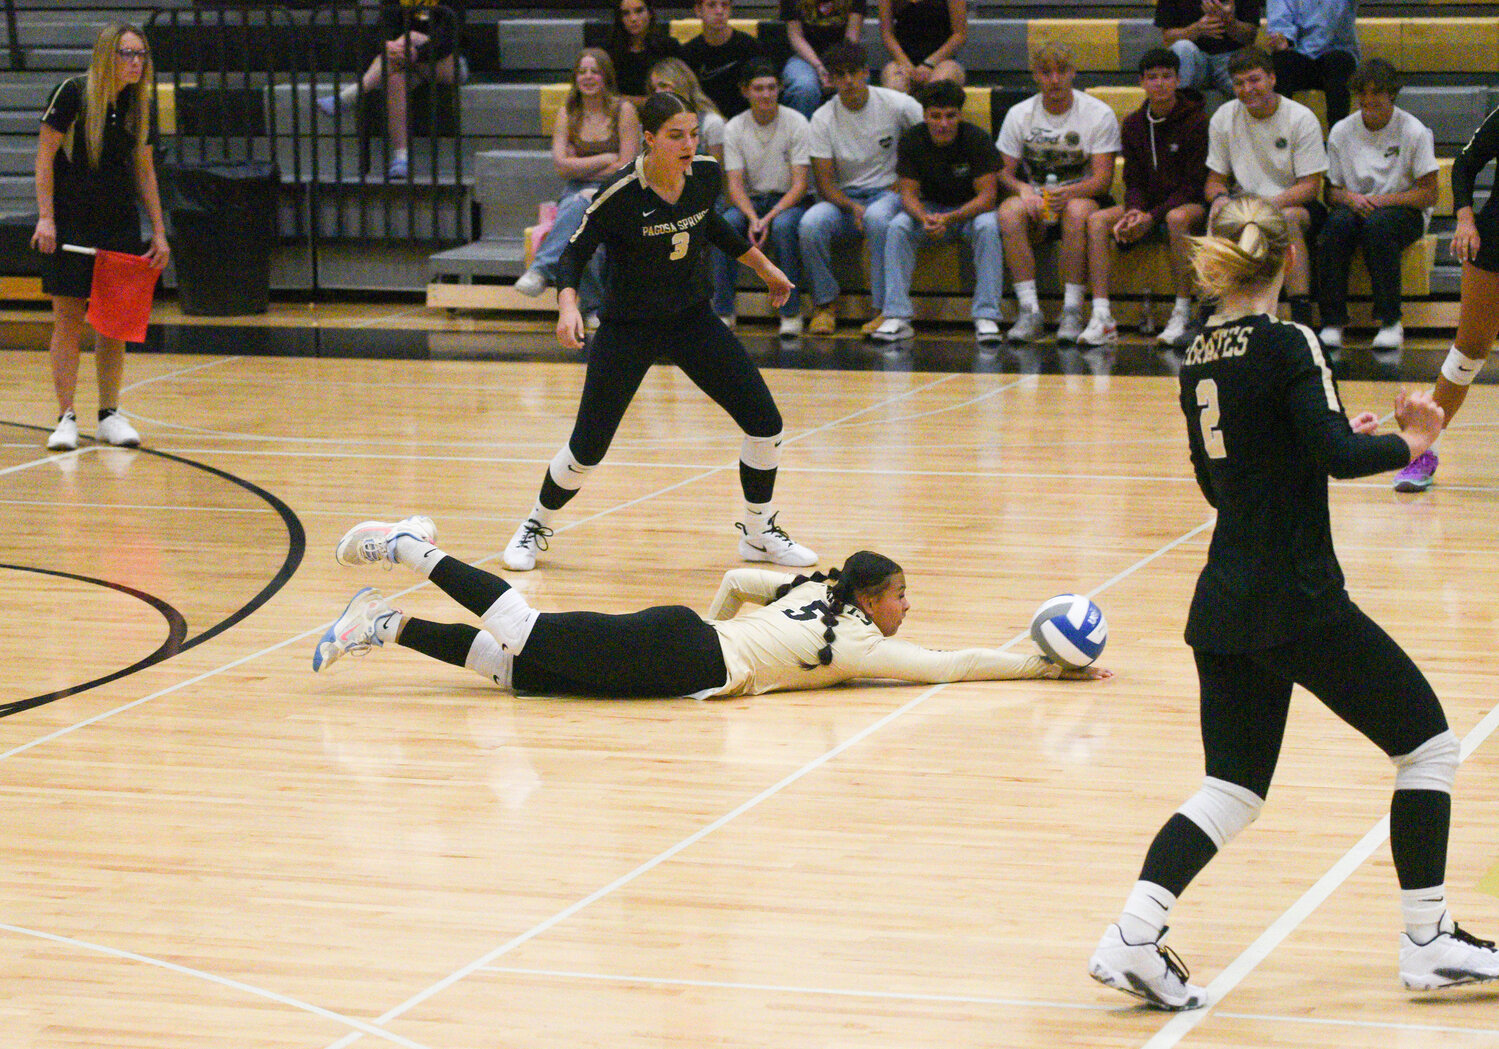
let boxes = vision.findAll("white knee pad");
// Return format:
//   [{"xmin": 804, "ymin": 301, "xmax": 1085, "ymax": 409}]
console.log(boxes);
[
  {"xmin": 547, "ymin": 446, "xmax": 595, "ymax": 492},
  {"xmin": 482, "ymin": 589, "xmax": 539, "ymax": 656},
  {"xmin": 740, "ymin": 432, "xmax": 783, "ymax": 472},
  {"xmin": 1441, "ymin": 346, "xmax": 1486, "ymax": 386},
  {"xmin": 465, "ymin": 629, "xmax": 514, "ymax": 689},
  {"xmin": 1393, "ymin": 729, "xmax": 1460, "ymax": 793},
  {"xmin": 1177, "ymin": 776, "xmax": 1264, "ymax": 848}
]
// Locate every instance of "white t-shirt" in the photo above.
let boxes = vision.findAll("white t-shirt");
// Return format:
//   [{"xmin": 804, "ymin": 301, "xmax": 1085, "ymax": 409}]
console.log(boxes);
[
  {"xmin": 808, "ymin": 85, "xmax": 924, "ymax": 192},
  {"xmin": 1327, "ymin": 105, "xmax": 1439, "ymax": 229},
  {"xmin": 995, "ymin": 90, "xmax": 1122, "ymax": 185},
  {"xmin": 724, "ymin": 105, "xmax": 812, "ymax": 195},
  {"xmin": 1207, "ymin": 96, "xmax": 1328, "ymax": 198},
  {"xmin": 699, "ymin": 108, "xmax": 727, "ymax": 151}
]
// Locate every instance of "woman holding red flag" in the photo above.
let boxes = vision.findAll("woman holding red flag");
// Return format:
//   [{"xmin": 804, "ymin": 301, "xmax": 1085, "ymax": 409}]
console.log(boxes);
[{"xmin": 31, "ymin": 22, "xmax": 169, "ymax": 451}]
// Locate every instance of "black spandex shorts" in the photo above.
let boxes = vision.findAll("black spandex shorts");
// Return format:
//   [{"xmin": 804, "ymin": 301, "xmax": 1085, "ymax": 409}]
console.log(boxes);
[{"xmin": 512, "ymin": 604, "xmax": 729, "ymax": 698}]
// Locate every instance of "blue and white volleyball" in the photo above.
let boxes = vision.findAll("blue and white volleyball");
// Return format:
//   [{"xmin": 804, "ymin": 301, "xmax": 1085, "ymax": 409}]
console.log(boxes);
[{"xmin": 1030, "ymin": 594, "xmax": 1108, "ymax": 669}]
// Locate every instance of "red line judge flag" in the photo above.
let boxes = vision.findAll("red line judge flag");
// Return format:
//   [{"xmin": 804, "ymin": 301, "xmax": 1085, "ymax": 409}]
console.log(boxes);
[{"xmin": 87, "ymin": 249, "xmax": 160, "ymax": 343}]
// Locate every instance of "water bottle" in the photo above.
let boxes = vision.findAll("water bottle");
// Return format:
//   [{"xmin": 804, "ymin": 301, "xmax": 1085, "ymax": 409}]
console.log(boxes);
[{"xmin": 1042, "ymin": 173, "xmax": 1059, "ymax": 224}]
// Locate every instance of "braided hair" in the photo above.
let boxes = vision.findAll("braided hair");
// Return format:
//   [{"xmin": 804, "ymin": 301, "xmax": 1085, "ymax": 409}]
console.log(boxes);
[{"xmin": 773, "ymin": 551, "xmax": 904, "ymax": 669}]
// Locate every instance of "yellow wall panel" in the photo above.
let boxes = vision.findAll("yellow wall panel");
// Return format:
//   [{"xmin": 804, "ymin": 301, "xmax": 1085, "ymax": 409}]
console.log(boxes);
[{"xmin": 1027, "ymin": 20, "xmax": 1120, "ymax": 73}]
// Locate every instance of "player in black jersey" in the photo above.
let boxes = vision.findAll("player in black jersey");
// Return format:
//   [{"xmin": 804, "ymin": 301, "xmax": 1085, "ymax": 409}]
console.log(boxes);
[
  {"xmin": 1089, "ymin": 195, "xmax": 1499, "ymax": 1010},
  {"xmin": 502, "ymin": 90, "xmax": 818, "ymax": 574},
  {"xmin": 1391, "ymin": 101, "xmax": 1499, "ymax": 492}
]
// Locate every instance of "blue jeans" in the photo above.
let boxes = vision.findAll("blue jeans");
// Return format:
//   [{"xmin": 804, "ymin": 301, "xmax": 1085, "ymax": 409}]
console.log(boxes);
[
  {"xmin": 882, "ymin": 207, "xmax": 1002, "ymax": 320},
  {"xmin": 798, "ymin": 187, "xmax": 902, "ymax": 312},
  {"xmin": 1170, "ymin": 40, "xmax": 1235, "ymax": 94},
  {"xmin": 532, "ymin": 179, "xmax": 604, "ymax": 314},
  {"xmin": 712, "ymin": 193, "xmax": 807, "ymax": 317},
  {"xmin": 781, "ymin": 56, "xmax": 825, "ymax": 119}
]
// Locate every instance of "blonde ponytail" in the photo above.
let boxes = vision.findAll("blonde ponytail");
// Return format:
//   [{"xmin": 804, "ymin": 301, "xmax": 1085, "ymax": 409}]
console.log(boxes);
[{"xmin": 1190, "ymin": 195, "xmax": 1290, "ymax": 300}]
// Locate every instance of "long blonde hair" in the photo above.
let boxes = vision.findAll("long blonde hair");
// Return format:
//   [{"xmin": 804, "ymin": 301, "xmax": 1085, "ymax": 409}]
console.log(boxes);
[
  {"xmin": 648, "ymin": 56, "xmax": 720, "ymax": 117},
  {"xmin": 77, "ymin": 23, "xmax": 153, "ymax": 169},
  {"xmin": 1190, "ymin": 195, "xmax": 1291, "ymax": 300},
  {"xmin": 564, "ymin": 48, "xmax": 622, "ymax": 147}
]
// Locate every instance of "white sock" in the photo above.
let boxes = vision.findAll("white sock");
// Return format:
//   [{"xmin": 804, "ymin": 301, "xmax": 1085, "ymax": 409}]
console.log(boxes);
[
  {"xmin": 338, "ymin": 82, "xmax": 360, "ymax": 104},
  {"xmin": 393, "ymin": 147, "xmax": 409, "ymax": 162},
  {"xmin": 1173, "ymin": 296, "xmax": 1192, "ymax": 318},
  {"xmin": 1401, "ymin": 886, "xmax": 1448, "ymax": 943},
  {"xmin": 524, "ymin": 503, "xmax": 556, "ymax": 529},
  {"xmin": 372, "ymin": 608, "xmax": 404, "ymax": 645},
  {"xmin": 391, "ymin": 537, "xmax": 443, "ymax": 578},
  {"xmin": 1064, "ymin": 283, "xmax": 1086, "ymax": 312},
  {"xmin": 1015, "ymin": 280, "xmax": 1039, "ymax": 312},
  {"xmin": 1119, "ymin": 881, "xmax": 1176, "ymax": 944},
  {"xmin": 742, "ymin": 501, "xmax": 774, "ymax": 535},
  {"xmin": 1091, "ymin": 296, "xmax": 1113, "ymax": 320},
  {"xmin": 465, "ymin": 630, "xmax": 514, "ymax": 689}
]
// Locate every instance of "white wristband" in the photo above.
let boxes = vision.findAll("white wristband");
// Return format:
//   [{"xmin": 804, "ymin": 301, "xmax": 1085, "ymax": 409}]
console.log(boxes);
[{"xmin": 1441, "ymin": 345, "xmax": 1486, "ymax": 386}]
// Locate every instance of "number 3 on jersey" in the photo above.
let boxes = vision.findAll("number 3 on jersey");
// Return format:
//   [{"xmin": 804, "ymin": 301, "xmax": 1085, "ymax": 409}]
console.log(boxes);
[
  {"xmin": 1195, "ymin": 378, "xmax": 1227, "ymax": 459},
  {"xmin": 669, "ymin": 231, "xmax": 689, "ymax": 261}
]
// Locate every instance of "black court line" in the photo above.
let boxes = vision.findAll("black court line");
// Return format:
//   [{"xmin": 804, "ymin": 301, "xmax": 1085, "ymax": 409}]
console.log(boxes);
[{"xmin": 1, "ymin": 430, "xmax": 305, "ymax": 717}]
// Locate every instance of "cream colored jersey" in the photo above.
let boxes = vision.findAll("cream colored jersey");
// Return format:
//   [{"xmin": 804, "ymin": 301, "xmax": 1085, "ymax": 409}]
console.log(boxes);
[{"xmin": 704, "ymin": 569, "xmax": 1059, "ymax": 697}]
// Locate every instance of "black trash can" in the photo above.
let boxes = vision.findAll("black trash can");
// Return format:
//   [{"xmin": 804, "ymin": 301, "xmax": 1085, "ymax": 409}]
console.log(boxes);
[{"xmin": 162, "ymin": 161, "xmax": 279, "ymax": 316}]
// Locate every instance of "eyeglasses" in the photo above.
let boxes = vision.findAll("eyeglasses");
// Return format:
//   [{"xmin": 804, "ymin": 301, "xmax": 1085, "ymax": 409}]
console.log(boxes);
[{"xmin": 117, "ymin": 48, "xmax": 149, "ymax": 61}]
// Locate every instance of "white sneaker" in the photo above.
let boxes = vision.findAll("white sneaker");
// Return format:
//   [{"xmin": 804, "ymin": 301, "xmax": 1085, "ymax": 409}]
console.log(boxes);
[
  {"xmin": 737, "ymin": 513, "xmax": 817, "ymax": 567},
  {"xmin": 312, "ymin": 587, "xmax": 399, "ymax": 672},
  {"xmin": 779, "ymin": 315, "xmax": 803, "ymax": 337},
  {"xmin": 1158, "ymin": 310, "xmax": 1192, "ymax": 347},
  {"xmin": 1400, "ymin": 917, "xmax": 1499, "ymax": 990},
  {"xmin": 96, "ymin": 410, "xmax": 140, "ymax": 447},
  {"xmin": 1372, "ymin": 322, "xmax": 1404, "ymax": 350},
  {"xmin": 717, "ymin": 314, "xmax": 737, "ymax": 330},
  {"xmin": 585, "ymin": 313, "xmax": 601, "ymax": 331},
  {"xmin": 503, "ymin": 518, "xmax": 554, "ymax": 571},
  {"xmin": 1318, "ymin": 325, "xmax": 1344, "ymax": 350},
  {"xmin": 871, "ymin": 317, "xmax": 915, "ymax": 342},
  {"xmin": 46, "ymin": 408, "xmax": 78, "ymax": 451},
  {"xmin": 335, "ymin": 516, "xmax": 437, "ymax": 568},
  {"xmin": 1089, "ymin": 924, "xmax": 1207, "ymax": 1011},
  {"xmin": 1056, "ymin": 308, "xmax": 1085, "ymax": 344},
  {"xmin": 513, "ymin": 268, "xmax": 547, "ymax": 297},
  {"xmin": 1008, "ymin": 308, "xmax": 1044, "ymax": 343},
  {"xmin": 1077, "ymin": 313, "xmax": 1119, "ymax": 346},
  {"xmin": 974, "ymin": 318, "xmax": 1002, "ymax": 343}
]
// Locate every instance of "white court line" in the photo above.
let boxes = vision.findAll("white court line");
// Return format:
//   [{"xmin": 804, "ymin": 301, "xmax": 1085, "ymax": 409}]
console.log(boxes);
[
  {"xmin": 121, "ymin": 355, "xmax": 241, "ymax": 394},
  {"xmin": 318, "ymin": 513, "xmax": 1218, "ymax": 1049},
  {"xmin": 0, "ymin": 922, "xmax": 437, "ymax": 1049},
  {"xmin": 0, "ymin": 449, "xmax": 97, "ymax": 477},
  {"xmin": 1140, "ymin": 683, "xmax": 1499, "ymax": 1049}
]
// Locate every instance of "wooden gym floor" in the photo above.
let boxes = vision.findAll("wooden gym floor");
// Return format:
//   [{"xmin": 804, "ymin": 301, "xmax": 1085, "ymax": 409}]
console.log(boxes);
[{"xmin": 1, "ymin": 301, "xmax": 1498, "ymax": 1048}]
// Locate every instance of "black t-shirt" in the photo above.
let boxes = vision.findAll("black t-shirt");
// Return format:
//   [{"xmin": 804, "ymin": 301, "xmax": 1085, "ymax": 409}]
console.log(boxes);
[
  {"xmin": 558, "ymin": 156, "xmax": 753, "ymax": 321},
  {"xmin": 895, "ymin": 121, "xmax": 998, "ymax": 207},
  {"xmin": 378, "ymin": 0, "xmax": 459, "ymax": 63},
  {"xmin": 1177, "ymin": 313, "xmax": 1409, "ymax": 653},
  {"xmin": 609, "ymin": 34, "xmax": 684, "ymax": 98},
  {"xmin": 41, "ymin": 76, "xmax": 143, "ymax": 242},
  {"xmin": 891, "ymin": 0, "xmax": 953, "ymax": 65},
  {"xmin": 682, "ymin": 29, "xmax": 763, "ymax": 119},
  {"xmin": 780, "ymin": 0, "xmax": 866, "ymax": 58},
  {"xmin": 1154, "ymin": 0, "xmax": 1262, "ymax": 56}
]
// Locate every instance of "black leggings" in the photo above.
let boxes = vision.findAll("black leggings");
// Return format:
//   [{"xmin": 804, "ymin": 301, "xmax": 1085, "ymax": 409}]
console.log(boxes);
[
  {"xmin": 567, "ymin": 303, "xmax": 782, "ymax": 466},
  {"xmin": 513, "ymin": 605, "xmax": 728, "ymax": 697},
  {"xmin": 1194, "ymin": 604, "xmax": 1449, "ymax": 799}
]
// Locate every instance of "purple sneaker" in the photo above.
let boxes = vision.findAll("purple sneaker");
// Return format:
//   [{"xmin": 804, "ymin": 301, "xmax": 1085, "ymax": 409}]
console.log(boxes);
[{"xmin": 1393, "ymin": 450, "xmax": 1438, "ymax": 492}]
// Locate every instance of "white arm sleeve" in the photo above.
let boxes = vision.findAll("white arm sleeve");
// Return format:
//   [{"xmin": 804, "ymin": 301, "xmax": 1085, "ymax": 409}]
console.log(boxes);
[
  {"xmin": 852, "ymin": 637, "xmax": 1061, "ymax": 683},
  {"xmin": 706, "ymin": 568, "xmax": 797, "ymax": 620}
]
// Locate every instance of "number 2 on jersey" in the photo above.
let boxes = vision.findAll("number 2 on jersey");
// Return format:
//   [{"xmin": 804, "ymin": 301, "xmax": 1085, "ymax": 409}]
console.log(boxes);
[
  {"xmin": 668, "ymin": 231, "xmax": 689, "ymax": 261},
  {"xmin": 1195, "ymin": 379, "xmax": 1227, "ymax": 459}
]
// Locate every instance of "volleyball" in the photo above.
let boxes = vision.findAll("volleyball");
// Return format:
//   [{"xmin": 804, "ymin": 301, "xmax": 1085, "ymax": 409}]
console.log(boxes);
[{"xmin": 1030, "ymin": 594, "xmax": 1108, "ymax": 669}]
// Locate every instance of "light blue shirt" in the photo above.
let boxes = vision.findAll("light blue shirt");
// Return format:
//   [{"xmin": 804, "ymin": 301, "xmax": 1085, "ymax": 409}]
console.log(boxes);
[{"xmin": 1267, "ymin": 0, "xmax": 1359, "ymax": 60}]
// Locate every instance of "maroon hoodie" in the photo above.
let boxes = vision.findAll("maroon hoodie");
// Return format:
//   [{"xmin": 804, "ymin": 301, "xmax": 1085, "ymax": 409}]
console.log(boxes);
[{"xmin": 1121, "ymin": 89, "xmax": 1208, "ymax": 223}]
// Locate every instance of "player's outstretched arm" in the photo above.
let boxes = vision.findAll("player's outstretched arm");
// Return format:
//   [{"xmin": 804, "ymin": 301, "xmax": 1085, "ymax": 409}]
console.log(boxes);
[{"xmin": 739, "ymin": 245, "xmax": 793, "ymax": 309}]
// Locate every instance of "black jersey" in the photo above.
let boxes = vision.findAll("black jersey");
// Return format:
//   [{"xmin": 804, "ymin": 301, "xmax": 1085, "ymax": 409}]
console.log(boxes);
[
  {"xmin": 1452, "ymin": 104, "xmax": 1499, "ymax": 215},
  {"xmin": 557, "ymin": 154, "xmax": 752, "ymax": 321},
  {"xmin": 1177, "ymin": 314, "xmax": 1409, "ymax": 653},
  {"xmin": 41, "ymin": 77, "xmax": 143, "ymax": 245}
]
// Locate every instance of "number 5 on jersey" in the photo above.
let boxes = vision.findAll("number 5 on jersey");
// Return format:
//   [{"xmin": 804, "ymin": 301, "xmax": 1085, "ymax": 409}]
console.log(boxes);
[{"xmin": 1196, "ymin": 379, "xmax": 1226, "ymax": 459}]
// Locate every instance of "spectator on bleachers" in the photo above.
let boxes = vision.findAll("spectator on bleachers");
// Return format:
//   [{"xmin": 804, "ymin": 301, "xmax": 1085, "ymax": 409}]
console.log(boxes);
[
  {"xmin": 318, "ymin": 0, "xmax": 465, "ymax": 180},
  {"xmin": 872, "ymin": 80, "xmax": 1001, "ymax": 343},
  {"xmin": 31, "ymin": 22, "xmax": 167, "ymax": 452},
  {"xmin": 1265, "ymin": 0, "xmax": 1358, "ymax": 127},
  {"xmin": 1204, "ymin": 47, "xmax": 1326, "ymax": 326},
  {"xmin": 648, "ymin": 58, "xmax": 727, "ymax": 161},
  {"xmin": 1155, "ymin": 0, "xmax": 1261, "ymax": 95},
  {"xmin": 798, "ymin": 41, "xmax": 923, "ymax": 336},
  {"xmin": 713, "ymin": 59, "xmax": 813, "ymax": 335},
  {"xmin": 514, "ymin": 49, "xmax": 640, "ymax": 308},
  {"xmin": 995, "ymin": 42, "xmax": 1121, "ymax": 344},
  {"xmin": 780, "ymin": 0, "xmax": 865, "ymax": 118},
  {"xmin": 608, "ymin": 0, "xmax": 683, "ymax": 106},
  {"xmin": 682, "ymin": 0, "xmax": 763, "ymax": 119},
  {"xmin": 877, "ymin": 0, "xmax": 967, "ymax": 95},
  {"xmin": 1080, "ymin": 48, "xmax": 1208, "ymax": 348},
  {"xmin": 1316, "ymin": 58, "xmax": 1437, "ymax": 362}
]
